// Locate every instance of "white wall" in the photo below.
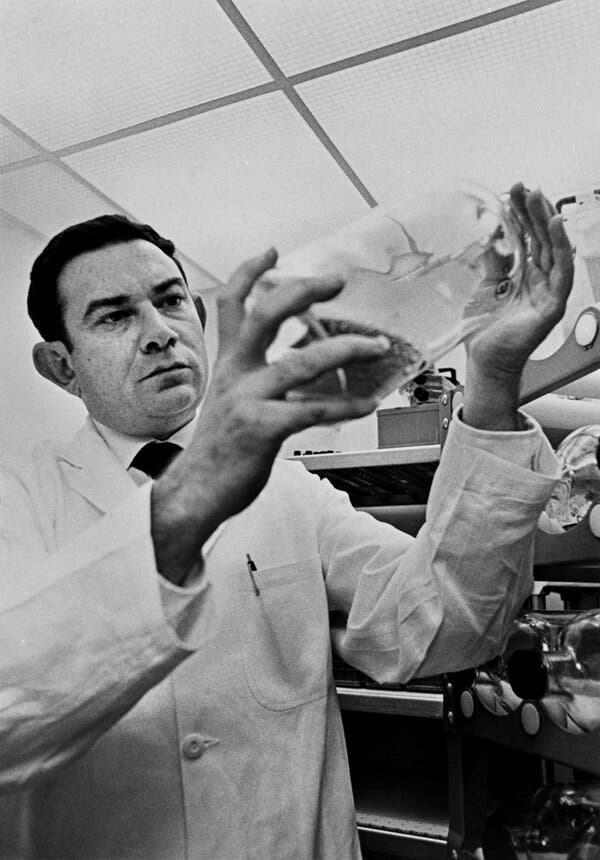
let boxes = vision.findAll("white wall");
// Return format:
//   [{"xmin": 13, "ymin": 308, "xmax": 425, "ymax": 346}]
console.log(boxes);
[{"xmin": 0, "ymin": 211, "xmax": 218, "ymax": 460}]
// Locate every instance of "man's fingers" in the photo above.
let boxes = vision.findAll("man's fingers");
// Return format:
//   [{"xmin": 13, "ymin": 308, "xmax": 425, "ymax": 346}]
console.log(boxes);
[
  {"xmin": 525, "ymin": 191, "xmax": 554, "ymax": 274},
  {"xmin": 508, "ymin": 182, "xmax": 531, "ymax": 234},
  {"xmin": 509, "ymin": 184, "xmax": 546, "ymax": 271},
  {"xmin": 548, "ymin": 214, "xmax": 575, "ymax": 303},
  {"xmin": 269, "ymin": 396, "xmax": 380, "ymax": 437},
  {"xmin": 256, "ymin": 334, "xmax": 391, "ymax": 398},
  {"xmin": 239, "ymin": 277, "xmax": 346, "ymax": 362},
  {"xmin": 217, "ymin": 248, "xmax": 278, "ymax": 350},
  {"xmin": 227, "ymin": 247, "xmax": 279, "ymax": 302}
]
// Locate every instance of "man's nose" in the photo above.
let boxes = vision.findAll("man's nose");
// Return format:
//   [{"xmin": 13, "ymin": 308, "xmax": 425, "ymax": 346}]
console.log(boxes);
[{"xmin": 140, "ymin": 307, "xmax": 179, "ymax": 353}]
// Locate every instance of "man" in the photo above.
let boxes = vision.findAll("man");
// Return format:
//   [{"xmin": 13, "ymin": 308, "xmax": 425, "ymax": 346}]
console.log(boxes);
[{"xmin": 0, "ymin": 186, "xmax": 572, "ymax": 857}]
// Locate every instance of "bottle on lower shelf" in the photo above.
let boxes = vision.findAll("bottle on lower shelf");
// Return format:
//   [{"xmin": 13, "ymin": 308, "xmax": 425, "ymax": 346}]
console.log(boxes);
[
  {"xmin": 507, "ymin": 610, "xmax": 600, "ymax": 732},
  {"xmin": 472, "ymin": 612, "xmax": 577, "ymax": 715}
]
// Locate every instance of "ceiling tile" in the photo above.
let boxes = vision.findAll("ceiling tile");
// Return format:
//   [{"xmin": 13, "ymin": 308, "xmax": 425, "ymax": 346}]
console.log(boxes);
[
  {"xmin": 65, "ymin": 92, "xmax": 369, "ymax": 279},
  {"xmin": 236, "ymin": 0, "xmax": 519, "ymax": 75},
  {"xmin": 296, "ymin": 0, "xmax": 600, "ymax": 201},
  {"xmin": 0, "ymin": 162, "xmax": 117, "ymax": 237},
  {"xmin": 0, "ymin": 124, "xmax": 39, "ymax": 166},
  {"xmin": 0, "ymin": 0, "xmax": 270, "ymax": 150}
]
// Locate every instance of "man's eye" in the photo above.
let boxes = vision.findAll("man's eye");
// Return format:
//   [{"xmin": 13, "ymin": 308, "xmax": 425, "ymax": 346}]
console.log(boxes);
[
  {"xmin": 161, "ymin": 294, "xmax": 184, "ymax": 308},
  {"xmin": 100, "ymin": 310, "xmax": 130, "ymax": 325}
]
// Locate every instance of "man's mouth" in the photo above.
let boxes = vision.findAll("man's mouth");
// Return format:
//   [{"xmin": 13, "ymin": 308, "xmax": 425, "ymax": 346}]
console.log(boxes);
[{"xmin": 143, "ymin": 363, "xmax": 189, "ymax": 380}]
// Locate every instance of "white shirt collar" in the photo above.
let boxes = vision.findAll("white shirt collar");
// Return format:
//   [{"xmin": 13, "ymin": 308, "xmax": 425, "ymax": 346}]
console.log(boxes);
[{"xmin": 92, "ymin": 410, "xmax": 200, "ymax": 471}]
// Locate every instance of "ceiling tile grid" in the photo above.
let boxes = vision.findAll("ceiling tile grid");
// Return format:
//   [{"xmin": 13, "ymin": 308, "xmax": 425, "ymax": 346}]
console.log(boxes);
[
  {"xmin": 0, "ymin": 125, "xmax": 40, "ymax": 167},
  {"xmin": 0, "ymin": 0, "xmax": 269, "ymax": 151},
  {"xmin": 0, "ymin": 162, "xmax": 119, "ymax": 237},
  {"xmin": 0, "ymin": 0, "xmax": 598, "ymax": 286},
  {"xmin": 65, "ymin": 92, "xmax": 369, "ymax": 279},
  {"xmin": 296, "ymin": 0, "xmax": 600, "ymax": 201},
  {"xmin": 236, "ymin": 0, "xmax": 520, "ymax": 75}
]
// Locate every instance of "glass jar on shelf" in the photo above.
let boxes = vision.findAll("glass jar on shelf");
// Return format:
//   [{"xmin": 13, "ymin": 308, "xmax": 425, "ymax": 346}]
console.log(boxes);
[{"xmin": 507, "ymin": 610, "xmax": 600, "ymax": 732}]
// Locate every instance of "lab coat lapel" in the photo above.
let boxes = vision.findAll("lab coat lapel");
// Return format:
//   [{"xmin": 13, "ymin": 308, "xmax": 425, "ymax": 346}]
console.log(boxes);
[{"xmin": 58, "ymin": 418, "xmax": 138, "ymax": 514}]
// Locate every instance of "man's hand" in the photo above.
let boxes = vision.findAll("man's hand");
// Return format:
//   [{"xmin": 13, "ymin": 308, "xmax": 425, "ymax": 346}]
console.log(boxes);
[
  {"xmin": 462, "ymin": 184, "xmax": 574, "ymax": 431},
  {"xmin": 152, "ymin": 248, "xmax": 390, "ymax": 584}
]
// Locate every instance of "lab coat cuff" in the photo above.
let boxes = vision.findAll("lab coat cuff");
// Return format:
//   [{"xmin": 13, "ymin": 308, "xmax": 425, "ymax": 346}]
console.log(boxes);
[
  {"xmin": 157, "ymin": 563, "xmax": 212, "ymax": 645},
  {"xmin": 451, "ymin": 407, "xmax": 560, "ymax": 478}
]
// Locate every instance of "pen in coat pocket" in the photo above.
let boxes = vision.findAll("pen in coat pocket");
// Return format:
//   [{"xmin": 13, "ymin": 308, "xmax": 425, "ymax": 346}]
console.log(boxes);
[{"xmin": 246, "ymin": 553, "xmax": 260, "ymax": 596}]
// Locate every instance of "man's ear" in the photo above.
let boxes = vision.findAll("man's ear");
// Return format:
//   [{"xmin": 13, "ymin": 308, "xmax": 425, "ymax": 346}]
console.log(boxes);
[{"xmin": 32, "ymin": 341, "xmax": 81, "ymax": 397}]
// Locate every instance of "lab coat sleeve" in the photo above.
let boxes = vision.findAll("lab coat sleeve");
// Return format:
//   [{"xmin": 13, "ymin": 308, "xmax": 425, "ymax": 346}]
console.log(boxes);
[
  {"xmin": 0, "ymin": 473, "xmax": 212, "ymax": 790},
  {"xmin": 319, "ymin": 412, "xmax": 561, "ymax": 683}
]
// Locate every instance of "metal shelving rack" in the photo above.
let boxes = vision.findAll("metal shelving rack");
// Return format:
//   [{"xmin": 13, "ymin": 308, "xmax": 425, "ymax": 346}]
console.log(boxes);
[
  {"xmin": 446, "ymin": 681, "xmax": 600, "ymax": 777},
  {"xmin": 443, "ymin": 674, "xmax": 600, "ymax": 859}
]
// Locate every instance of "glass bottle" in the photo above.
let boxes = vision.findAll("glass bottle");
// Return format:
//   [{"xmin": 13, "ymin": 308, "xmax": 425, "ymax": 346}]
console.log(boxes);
[
  {"xmin": 507, "ymin": 610, "xmax": 600, "ymax": 732},
  {"xmin": 473, "ymin": 612, "xmax": 576, "ymax": 714}
]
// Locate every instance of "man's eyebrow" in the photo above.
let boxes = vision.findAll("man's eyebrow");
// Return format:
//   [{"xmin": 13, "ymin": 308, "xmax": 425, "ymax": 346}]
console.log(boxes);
[
  {"xmin": 82, "ymin": 295, "xmax": 130, "ymax": 321},
  {"xmin": 82, "ymin": 278, "xmax": 186, "ymax": 321},
  {"xmin": 151, "ymin": 277, "xmax": 186, "ymax": 296}
]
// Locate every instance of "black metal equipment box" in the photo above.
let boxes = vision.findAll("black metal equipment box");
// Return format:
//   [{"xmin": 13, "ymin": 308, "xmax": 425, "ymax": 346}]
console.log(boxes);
[{"xmin": 377, "ymin": 389, "xmax": 464, "ymax": 448}]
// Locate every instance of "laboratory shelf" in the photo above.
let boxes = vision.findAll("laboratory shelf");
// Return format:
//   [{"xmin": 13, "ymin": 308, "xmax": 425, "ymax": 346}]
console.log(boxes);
[
  {"xmin": 288, "ymin": 444, "xmax": 441, "ymax": 507},
  {"xmin": 337, "ymin": 688, "xmax": 444, "ymax": 719},
  {"xmin": 353, "ymin": 756, "xmax": 449, "ymax": 858},
  {"xmin": 358, "ymin": 824, "xmax": 447, "ymax": 859},
  {"xmin": 446, "ymin": 681, "xmax": 600, "ymax": 776},
  {"xmin": 287, "ymin": 446, "xmax": 440, "ymax": 505},
  {"xmin": 288, "ymin": 444, "xmax": 441, "ymax": 471}
]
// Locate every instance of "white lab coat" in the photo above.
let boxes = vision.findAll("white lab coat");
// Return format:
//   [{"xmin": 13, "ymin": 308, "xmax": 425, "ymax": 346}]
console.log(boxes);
[{"xmin": 0, "ymin": 415, "xmax": 560, "ymax": 858}]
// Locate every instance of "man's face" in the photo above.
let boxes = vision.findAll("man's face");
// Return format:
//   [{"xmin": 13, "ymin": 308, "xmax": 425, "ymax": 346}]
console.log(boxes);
[{"xmin": 58, "ymin": 239, "xmax": 209, "ymax": 437}]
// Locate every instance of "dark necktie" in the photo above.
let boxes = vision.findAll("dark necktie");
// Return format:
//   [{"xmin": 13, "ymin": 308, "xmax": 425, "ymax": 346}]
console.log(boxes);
[{"xmin": 130, "ymin": 441, "xmax": 182, "ymax": 479}]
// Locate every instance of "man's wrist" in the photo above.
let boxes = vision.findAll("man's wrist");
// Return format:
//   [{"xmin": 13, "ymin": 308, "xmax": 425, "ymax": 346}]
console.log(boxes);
[
  {"xmin": 150, "ymin": 477, "xmax": 218, "ymax": 586},
  {"xmin": 462, "ymin": 367, "xmax": 525, "ymax": 431}
]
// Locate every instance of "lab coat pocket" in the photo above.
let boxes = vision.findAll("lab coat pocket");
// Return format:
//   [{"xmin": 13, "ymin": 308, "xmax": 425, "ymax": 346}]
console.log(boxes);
[{"xmin": 237, "ymin": 556, "xmax": 330, "ymax": 710}]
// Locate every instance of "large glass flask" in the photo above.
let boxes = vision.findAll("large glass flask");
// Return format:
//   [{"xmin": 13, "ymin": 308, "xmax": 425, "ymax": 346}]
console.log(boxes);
[
  {"xmin": 539, "ymin": 425, "xmax": 600, "ymax": 535},
  {"xmin": 259, "ymin": 180, "xmax": 526, "ymax": 399}
]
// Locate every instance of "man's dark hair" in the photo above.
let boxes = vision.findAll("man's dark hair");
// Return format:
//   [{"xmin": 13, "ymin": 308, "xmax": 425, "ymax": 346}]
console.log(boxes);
[{"xmin": 28, "ymin": 214, "xmax": 206, "ymax": 348}]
